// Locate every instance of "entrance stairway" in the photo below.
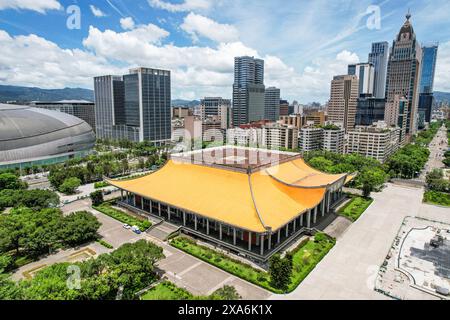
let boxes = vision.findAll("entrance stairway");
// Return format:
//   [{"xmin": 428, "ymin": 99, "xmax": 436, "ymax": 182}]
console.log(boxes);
[{"xmin": 146, "ymin": 221, "xmax": 181, "ymax": 241}]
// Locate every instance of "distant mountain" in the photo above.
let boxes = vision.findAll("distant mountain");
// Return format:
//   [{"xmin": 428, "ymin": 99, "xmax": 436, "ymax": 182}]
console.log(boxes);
[
  {"xmin": 0, "ymin": 85, "xmax": 202, "ymax": 107},
  {"xmin": 171, "ymin": 99, "xmax": 200, "ymax": 107},
  {"xmin": 434, "ymin": 91, "xmax": 450, "ymax": 104},
  {"xmin": 0, "ymin": 85, "xmax": 94, "ymax": 103}
]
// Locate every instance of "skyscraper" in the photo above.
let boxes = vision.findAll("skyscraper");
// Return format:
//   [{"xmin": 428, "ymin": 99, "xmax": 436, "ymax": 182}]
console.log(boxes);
[
  {"xmin": 264, "ymin": 87, "xmax": 280, "ymax": 121},
  {"xmin": 232, "ymin": 56, "xmax": 265, "ymax": 126},
  {"xmin": 418, "ymin": 44, "xmax": 438, "ymax": 127},
  {"xmin": 385, "ymin": 13, "xmax": 422, "ymax": 137},
  {"xmin": 327, "ymin": 75, "xmax": 359, "ymax": 132},
  {"xmin": 369, "ymin": 42, "xmax": 389, "ymax": 99},
  {"xmin": 420, "ymin": 44, "xmax": 439, "ymax": 94},
  {"xmin": 348, "ymin": 63, "xmax": 375, "ymax": 96},
  {"xmin": 94, "ymin": 67, "xmax": 171, "ymax": 144}
]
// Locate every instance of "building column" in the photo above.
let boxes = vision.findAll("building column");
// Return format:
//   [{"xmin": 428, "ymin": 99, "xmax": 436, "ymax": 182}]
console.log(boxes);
[
  {"xmin": 241, "ymin": 231, "xmax": 244, "ymax": 241},
  {"xmin": 321, "ymin": 198, "xmax": 325, "ymax": 217},
  {"xmin": 285, "ymin": 224, "xmax": 289, "ymax": 237},
  {"xmin": 256, "ymin": 235, "xmax": 260, "ymax": 246},
  {"xmin": 260, "ymin": 235, "xmax": 265, "ymax": 256},
  {"xmin": 194, "ymin": 215, "xmax": 198, "ymax": 231},
  {"xmin": 206, "ymin": 219, "xmax": 210, "ymax": 235},
  {"xmin": 293, "ymin": 220, "xmax": 296, "ymax": 233},
  {"xmin": 120, "ymin": 190, "xmax": 124, "ymax": 201},
  {"xmin": 183, "ymin": 211, "xmax": 186, "ymax": 226},
  {"xmin": 141, "ymin": 198, "xmax": 144, "ymax": 211},
  {"xmin": 167, "ymin": 206, "xmax": 171, "ymax": 221},
  {"xmin": 300, "ymin": 214, "xmax": 304, "ymax": 226},
  {"xmin": 158, "ymin": 203, "xmax": 161, "ymax": 217},
  {"xmin": 307, "ymin": 210, "xmax": 311, "ymax": 228},
  {"xmin": 248, "ymin": 232, "xmax": 252, "ymax": 251},
  {"xmin": 277, "ymin": 229, "xmax": 281, "ymax": 244},
  {"xmin": 268, "ymin": 233, "xmax": 272, "ymax": 251},
  {"xmin": 219, "ymin": 224, "xmax": 223, "ymax": 240},
  {"xmin": 233, "ymin": 228, "xmax": 237, "ymax": 246},
  {"xmin": 327, "ymin": 191, "xmax": 331, "ymax": 212},
  {"xmin": 313, "ymin": 206, "xmax": 318, "ymax": 224}
]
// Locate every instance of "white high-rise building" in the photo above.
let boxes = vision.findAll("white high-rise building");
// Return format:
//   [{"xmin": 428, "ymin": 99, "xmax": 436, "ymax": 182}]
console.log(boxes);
[
  {"xmin": 369, "ymin": 42, "xmax": 389, "ymax": 99},
  {"xmin": 348, "ymin": 63, "xmax": 375, "ymax": 96}
]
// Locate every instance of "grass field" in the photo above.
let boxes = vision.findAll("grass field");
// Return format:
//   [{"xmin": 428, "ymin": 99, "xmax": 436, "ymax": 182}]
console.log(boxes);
[{"xmin": 338, "ymin": 196, "xmax": 373, "ymax": 222}]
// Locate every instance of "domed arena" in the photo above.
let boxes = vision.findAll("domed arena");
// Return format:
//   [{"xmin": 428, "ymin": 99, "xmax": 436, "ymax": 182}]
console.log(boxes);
[{"xmin": 0, "ymin": 104, "xmax": 95, "ymax": 169}]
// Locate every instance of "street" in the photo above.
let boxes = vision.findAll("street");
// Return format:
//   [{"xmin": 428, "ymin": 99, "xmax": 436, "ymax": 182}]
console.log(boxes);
[{"xmin": 419, "ymin": 124, "xmax": 448, "ymax": 181}]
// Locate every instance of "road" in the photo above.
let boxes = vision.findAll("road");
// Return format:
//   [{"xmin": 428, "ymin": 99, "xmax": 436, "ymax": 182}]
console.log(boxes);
[
  {"xmin": 419, "ymin": 124, "xmax": 448, "ymax": 181},
  {"xmin": 271, "ymin": 183, "xmax": 450, "ymax": 300}
]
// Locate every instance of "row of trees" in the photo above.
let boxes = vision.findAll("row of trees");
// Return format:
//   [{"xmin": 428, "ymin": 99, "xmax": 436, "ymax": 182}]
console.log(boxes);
[
  {"xmin": 1, "ymin": 240, "xmax": 164, "ymax": 300},
  {"xmin": 0, "ymin": 189, "xmax": 59, "ymax": 212},
  {"xmin": 0, "ymin": 208, "xmax": 101, "ymax": 262}
]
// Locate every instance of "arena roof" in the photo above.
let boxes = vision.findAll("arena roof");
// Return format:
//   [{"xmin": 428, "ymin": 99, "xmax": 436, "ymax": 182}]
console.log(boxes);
[{"xmin": 108, "ymin": 154, "xmax": 349, "ymax": 233}]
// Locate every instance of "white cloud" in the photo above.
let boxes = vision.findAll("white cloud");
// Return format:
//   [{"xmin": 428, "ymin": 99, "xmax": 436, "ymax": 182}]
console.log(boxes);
[
  {"xmin": 83, "ymin": 24, "xmax": 170, "ymax": 54},
  {"xmin": 148, "ymin": 0, "xmax": 212, "ymax": 12},
  {"xmin": 90, "ymin": 5, "xmax": 106, "ymax": 17},
  {"xmin": 0, "ymin": 0, "xmax": 61, "ymax": 13},
  {"xmin": 181, "ymin": 12, "xmax": 239, "ymax": 43},
  {"xmin": 0, "ymin": 30, "xmax": 124, "ymax": 88},
  {"xmin": 434, "ymin": 41, "xmax": 450, "ymax": 92},
  {"xmin": 120, "ymin": 17, "xmax": 135, "ymax": 30}
]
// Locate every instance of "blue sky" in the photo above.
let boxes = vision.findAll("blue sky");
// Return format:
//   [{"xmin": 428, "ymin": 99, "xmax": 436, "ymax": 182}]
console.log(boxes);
[{"xmin": 0, "ymin": 0, "xmax": 449, "ymax": 103}]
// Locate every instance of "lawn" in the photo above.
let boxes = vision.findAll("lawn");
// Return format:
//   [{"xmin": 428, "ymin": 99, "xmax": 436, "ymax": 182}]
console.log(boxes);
[
  {"xmin": 93, "ymin": 203, "xmax": 151, "ymax": 231},
  {"xmin": 423, "ymin": 191, "xmax": 450, "ymax": 207},
  {"xmin": 170, "ymin": 233, "xmax": 335, "ymax": 294},
  {"xmin": 338, "ymin": 196, "xmax": 373, "ymax": 222},
  {"xmin": 141, "ymin": 281, "xmax": 194, "ymax": 300}
]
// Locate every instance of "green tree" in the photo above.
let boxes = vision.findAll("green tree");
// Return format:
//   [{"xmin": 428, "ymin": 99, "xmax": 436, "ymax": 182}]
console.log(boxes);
[
  {"xmin": 210, "ymin": 285, "xmax": 241, "ymax": 300},
  {"xmin": 59, "ymin": 211, "xmax": 101, "ymax": 247},
  {"xmin": 90, "ymin": 190, "xmax": 104, "ymax": 207},
  {"xmin": 358, "ymin": 167, "xmax": 388, "ymax": 197},
  {"xmin": 59, "ymin": 177, "xmax": 81, "ymax": 195},
  {"xmin": 308, "ymin": 157, "xmax": 334, "ymax": 173},
  {"xmin": 0, "ymin": 173, "xmax": 27, "ymax": 190},
  {"xmin": 268, "ymin": 254, "xmax": 292, "ymax": 292}
]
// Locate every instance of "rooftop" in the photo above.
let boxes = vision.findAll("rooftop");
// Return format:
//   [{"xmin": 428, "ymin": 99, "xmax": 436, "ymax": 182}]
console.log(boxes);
[{"xmin": 108, "ymin": 147, "xmax": 351, "ymax": 233}]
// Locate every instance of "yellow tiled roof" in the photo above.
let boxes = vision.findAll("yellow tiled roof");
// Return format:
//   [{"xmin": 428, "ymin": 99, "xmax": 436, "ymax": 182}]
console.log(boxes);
[
  {"xmin": 107, "ymin": 159, "xmax": 345, "ymax": 233},
  {"xmin": 266, "ymin": 158, "xmax": 347, "ymax": 188}
]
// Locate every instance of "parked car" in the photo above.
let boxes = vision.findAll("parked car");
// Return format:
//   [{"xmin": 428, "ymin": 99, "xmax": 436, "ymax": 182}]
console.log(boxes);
[
  {"xmin": 131, "ymin": 225, "xmax": 141, "ymax": 234},
  {"xmin": 123, "ymin": 224, "xmax": 131, "ymax": 229}
]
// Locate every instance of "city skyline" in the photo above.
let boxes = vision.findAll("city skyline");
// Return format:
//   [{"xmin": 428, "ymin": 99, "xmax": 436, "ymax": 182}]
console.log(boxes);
[{"xmin": 0, "ymin": 0, "xmax": 449, "ymax": 103}]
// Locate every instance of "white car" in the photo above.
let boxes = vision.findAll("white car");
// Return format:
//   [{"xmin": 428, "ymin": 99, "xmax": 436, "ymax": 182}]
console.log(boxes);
[{"xmin": 123, "ymin": 224, "xmax": 131, "ymax": 229}]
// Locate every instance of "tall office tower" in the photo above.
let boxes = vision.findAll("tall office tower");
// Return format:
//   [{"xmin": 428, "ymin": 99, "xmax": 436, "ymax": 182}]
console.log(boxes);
[
  {"xmin": 385, "ymin": 13, "xmax": 422, "ymax": 137},
  {"xmin": 94, "ymin": 67, "xmax": 171, "ymax": 144},
  {"xmin": 232, "ymin": 56, "xmax": 265, "ymax": 126},
  {"xmin": 348, "ymin": 63, "xmax": 375, "ymax": 96},
  {"xmin": 264, "ymin": 87, "xmax": 280, "ymax": 121},
  {"xmin": 327, "ymin": 75, "xmax": 359, "ymax": 132},
  {"xmin": 420, "ymin": 44, "xmax": 438, "ymax": 94},
  {"xmin": 200, "ymin": 97, "xmax": 232, "ymax": 129},
  {"xmin": 418, "ymin": 44, "xmax": 439, "ymax": 127},
  {"xmin": 123, "ymin": 67, "xmax": 171, "ymax": 144},
  {"xmin": 369, "ymin": 42, "xmax": 389, "ymax": 99},
  {"xmin": 94, "ymin": 75, "xmax": 126, "ymax": 140}
]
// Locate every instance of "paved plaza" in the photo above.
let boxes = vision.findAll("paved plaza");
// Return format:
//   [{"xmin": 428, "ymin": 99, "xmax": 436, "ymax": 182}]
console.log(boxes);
[{"xmin": 271, "ymin": 183, "xmax": 450, "ymax": 300}]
